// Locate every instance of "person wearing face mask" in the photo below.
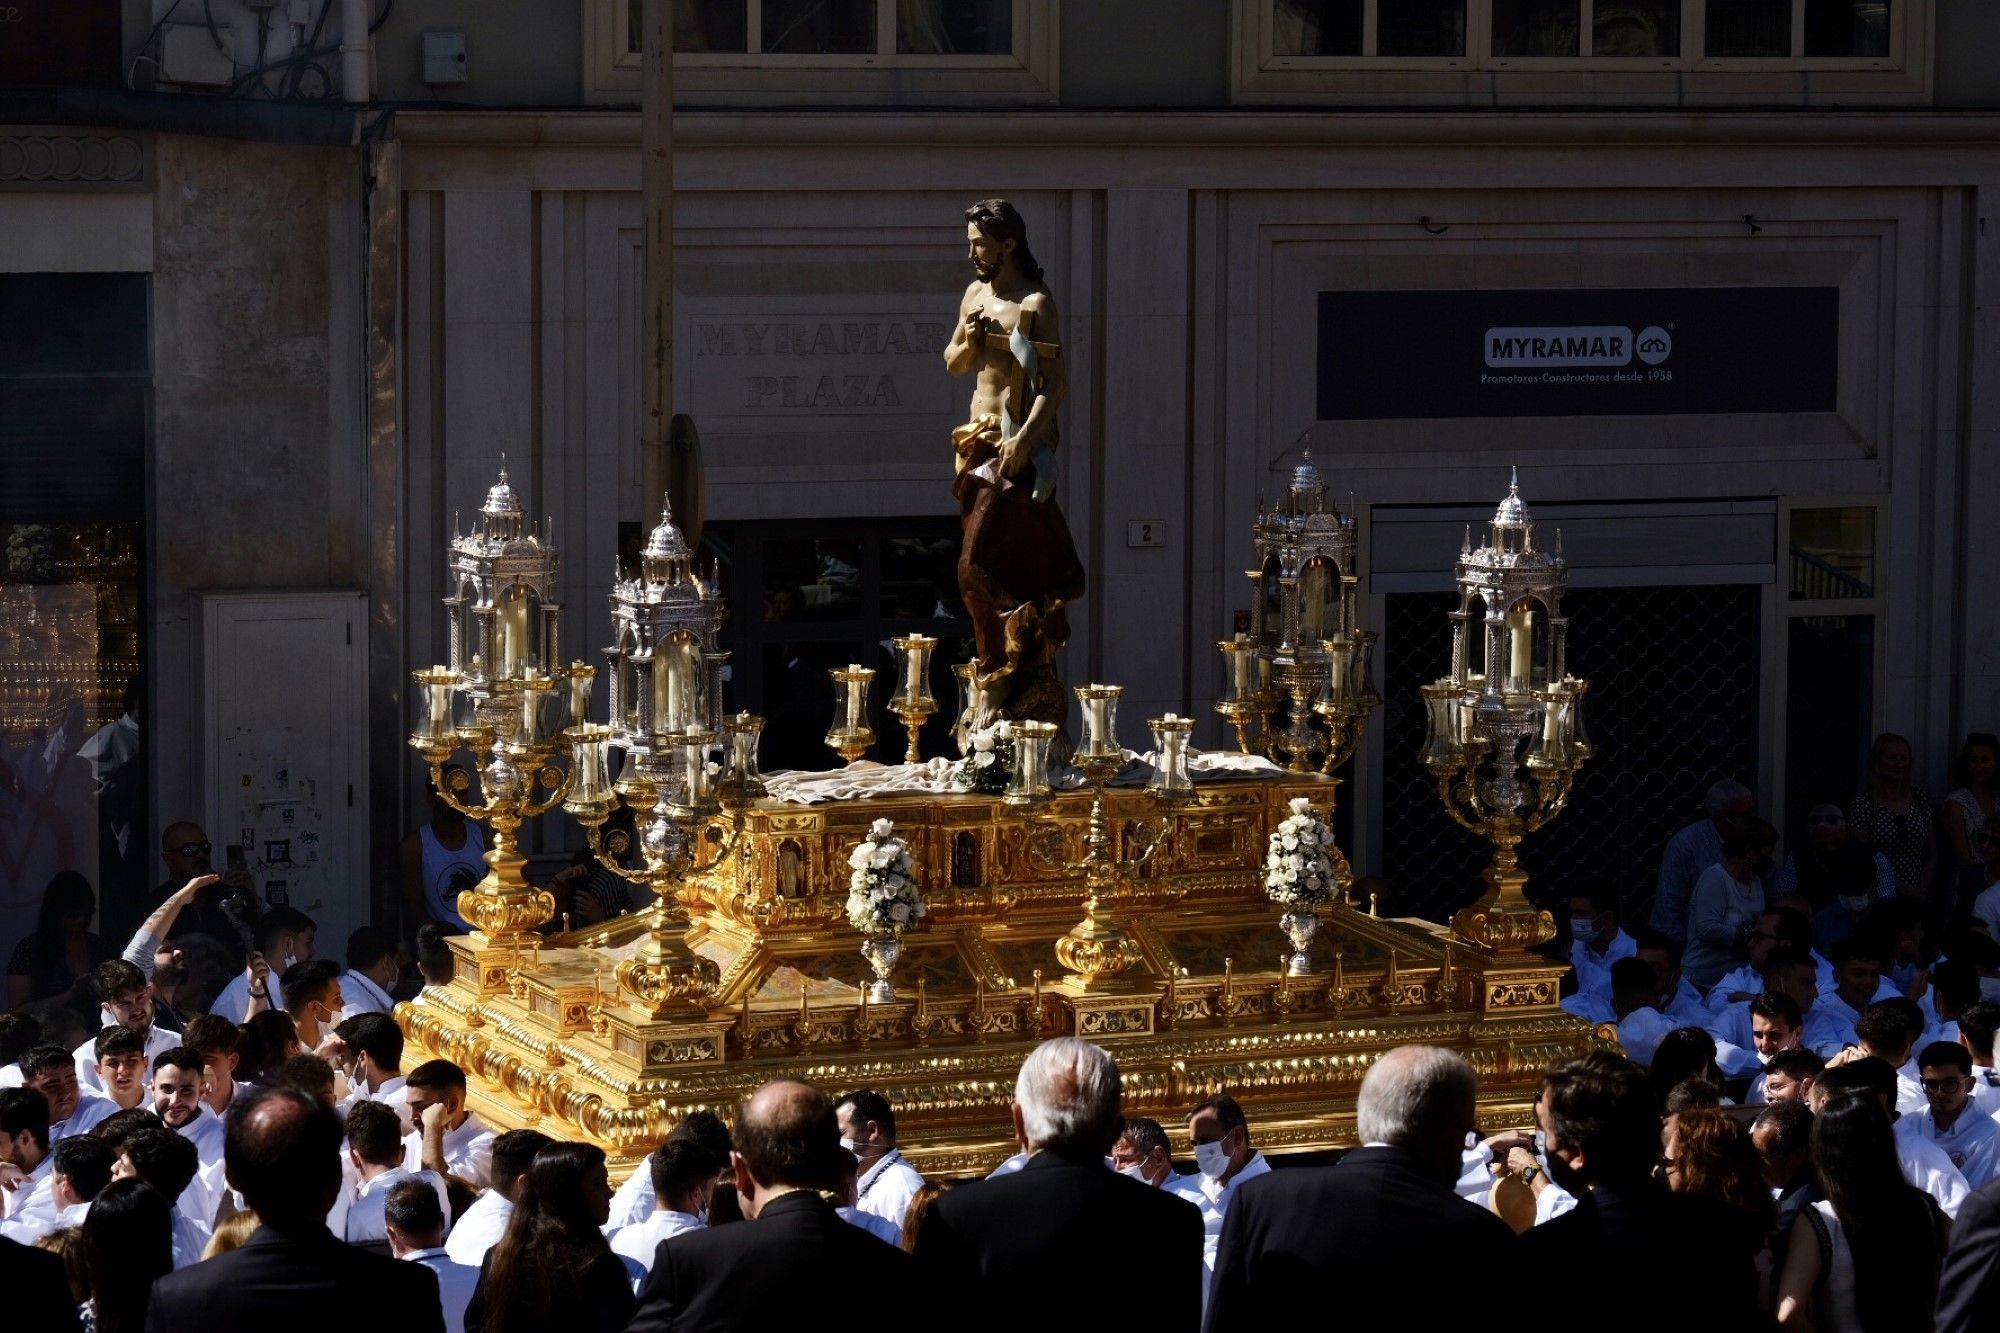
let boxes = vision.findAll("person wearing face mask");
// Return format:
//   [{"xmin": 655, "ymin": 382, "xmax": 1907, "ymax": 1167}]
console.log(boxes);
[
  {"xmin": 1520, "ymin": 1051, "xmax": 1761, "ymax": 1327},
  {"xmin": 1110, "ymin": 1116, "xmax": 1200, "ymax": 1195},
  {"xmin": 333, "ymin": 1012, "xmax": 411, "ymax": 1133},
  {"xmin": 609, "ymin": 1137, "xmax": 719, "ymax": 1273},
  {"xmin": 208, "ymin": 906, "xmax": 316, "ymax": 1024},
  {"xmin": 281, "ymin": 957, "xmax": 347, "ymax": 1055},
  {"xmin": 833, "ymin": 1089, "xmax": 925, "ymax": 1231},
  {"xmin": 339, "ymin": 926, "xmax": 402, "ymax": 1017},
  {"xmin": 1683, "ymin": 814, "xmax": 1778, "ymax": 991},
  {"xmin": 1567, "ymin": 888, "xmax": 1634, "ymax": 997},
  {"xmin": 1955, "ymin": 1002, "xmax": 2000, "ymax": 1115},
  {"xmin": 602, "ymin": 1110, "xmax": 735, "ymax": 1234},
  {"xmin": 1185, "ymin": 1092, "xmax": 1268, "ymax": 1295}
]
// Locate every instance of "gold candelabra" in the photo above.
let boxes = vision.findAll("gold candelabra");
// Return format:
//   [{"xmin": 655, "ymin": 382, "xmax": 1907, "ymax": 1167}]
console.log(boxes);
[
  {"xmin": 1420, "ymin": 470, "xmax": 1591, "ymax": 952},
  {"xmin": 1019, "ymin": 685, "xmax": 1194, "ymax": 990},
  {"xmin": 407, "ymin": 467, "xmax": 586, "ymax": 980},
  {"xmin": 825, "ymin": 663, "xmax": 876, "ymax": 764},
  {"xmin": 887, "ymin": 635, "xmax": 938, "ymax": 763}
]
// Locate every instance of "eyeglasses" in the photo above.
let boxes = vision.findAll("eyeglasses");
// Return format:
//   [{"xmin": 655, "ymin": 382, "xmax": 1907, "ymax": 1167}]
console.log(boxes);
[
  {"xmin": 1919, "ymin": 1079, "xmax": 1967, "ymax": 1093},
  {"xmin": 171, "ymin": 842, "xmax": 212, "ymax": 857}
]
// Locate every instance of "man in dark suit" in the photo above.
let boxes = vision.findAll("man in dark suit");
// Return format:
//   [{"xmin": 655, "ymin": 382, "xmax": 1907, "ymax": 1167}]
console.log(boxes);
[
  {"xmin": 145, "ymin": 1087, "xmax": 443, "ymax": 1333},
  {"xmin": 913, "ymin": 1037, "xmax": 1204, "ymax": 1333},
  {"xmin": 2, "ymin": 1232, "xmax": 80, "ymax": 1332},
  {"xmin": 626, "ymin": 1079, "xmax": 916, "ymax": 1332},
  {"xmin": 1204, "ymin": 1045, "xmax": 1516, "ymax": 1332},
  {"xmin": 1519, "ymin": 1050, "xmax": 1760, "ymax": 1332},
  {"xmin": 1939, "ymin": 1175, "xmax": 2000, "ymax": 1332}
]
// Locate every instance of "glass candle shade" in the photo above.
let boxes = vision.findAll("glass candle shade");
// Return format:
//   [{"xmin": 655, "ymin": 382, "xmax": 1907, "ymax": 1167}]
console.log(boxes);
[
  {"xmin": 1076, "ymin": 684, "xmax": 1123, "ymax": 761},
  {"xmin": 1420, "ymin": 682, "xmax": 1462, "ymax": 766},
  {"xmin": 495, "ymin": 586, "xmax": 533, "ymax": 680},
  {"xmin": 654, "ymin": 638, "xmax": 699, "ymax": 735},
  {"xmin": 1147, "ymin": 714, "xmax": 1195, "ymax": 799},
  {"xmin": 1003, "ymin": 721, "xmax": 1057, "ymax": 806},
  {"xmin": 892, "ymin": 635, "xmax": 938, "ymax": 708},
  {"xmin": 674, "ymin": 731, "xmax": 719, "ymax": 818},
  {"xmin": 832, "ymin": 664, "xmax": 874, "ymax": 730},
  {"xmin": 566, "ymin": 660, "xmax": 596, "ymax": 727},
  {"xmin": 1218, "ymin": 637, "xmax": 1258, "ymax": 706},
  {"xmin": 722, "ymin": 712, "xmax": 766, "ymax": 794},
  {"xmin": 564, "ymin": 725, "xmax": 616, "ymax": 815},
  {"xmin": 1321, "ymin": 636, "xmax": 1356, "ymax": 709},
  {"xmin": 413, "ymin": 667, "xmax": 458, "ymax": 746}
]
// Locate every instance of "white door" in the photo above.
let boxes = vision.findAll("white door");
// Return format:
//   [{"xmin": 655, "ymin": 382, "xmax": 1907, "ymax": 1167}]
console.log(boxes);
[{"xmin": 202, "ymin": 592, "xmax": 370, "ymax": 955}]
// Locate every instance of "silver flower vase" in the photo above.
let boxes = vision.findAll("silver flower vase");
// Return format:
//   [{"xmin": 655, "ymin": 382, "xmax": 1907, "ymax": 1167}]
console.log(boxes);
[
  {"xmin": 860, "ymin": 934, "xmax": 901, "ymax": 1003},
  {"xmin": 1279, "ymin": 909, "xmax": 1319, "ymax": 976}
]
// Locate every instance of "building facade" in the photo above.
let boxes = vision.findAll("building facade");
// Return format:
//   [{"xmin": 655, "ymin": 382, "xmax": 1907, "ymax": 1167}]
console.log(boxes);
[{"xmin": 5, "ymin": 0, "xmax": 1999, "ymax": 958}]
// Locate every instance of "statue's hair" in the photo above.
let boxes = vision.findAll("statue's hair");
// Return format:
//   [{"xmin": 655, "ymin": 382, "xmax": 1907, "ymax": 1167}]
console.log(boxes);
[{"xmin": 965, "ymin": 198, "xmax": 1042, "ymax": 284}]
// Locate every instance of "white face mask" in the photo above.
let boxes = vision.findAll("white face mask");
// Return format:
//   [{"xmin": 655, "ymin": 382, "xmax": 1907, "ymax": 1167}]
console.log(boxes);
[
  {"xmin": 1838, "ymin": 894, "xmax": 1872, "ymax": 914},
  {"xmin": 1571, "ymin": 918, "xmax": 1599, "ymax": 946},
  {"xmin": 839, "ymin": 1135, "xmax": 857, "ymax": 1154},
  {"xmin": 1193, "ymin": 1140, "xmax": 1231, "ymax": 1179},
  {"xmin": 1981, "ymin": 976, "xmax": 2000, "ymax": 1003},
  {"xmin": 1117, "ymin": 1162, "xmax": 1150, "ymax": 1184}
]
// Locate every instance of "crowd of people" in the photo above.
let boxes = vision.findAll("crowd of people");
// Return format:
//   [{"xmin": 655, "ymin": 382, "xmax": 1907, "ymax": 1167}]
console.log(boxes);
[{"xmin": 7, "ymin": 735, "xmax": 2000, "ymax": 1328}]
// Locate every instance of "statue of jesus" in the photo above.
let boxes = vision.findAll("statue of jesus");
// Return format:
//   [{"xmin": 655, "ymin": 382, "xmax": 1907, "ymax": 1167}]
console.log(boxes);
[{"xmin": 943, "ymin": 199, "xmax": 1086, "ymax": 739}]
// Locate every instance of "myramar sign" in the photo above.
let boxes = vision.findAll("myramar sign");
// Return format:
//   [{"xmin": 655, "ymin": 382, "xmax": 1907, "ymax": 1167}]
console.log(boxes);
[{"xmin": 1316, "ymin": 288, "xmax": 1838, "ymax": 420}]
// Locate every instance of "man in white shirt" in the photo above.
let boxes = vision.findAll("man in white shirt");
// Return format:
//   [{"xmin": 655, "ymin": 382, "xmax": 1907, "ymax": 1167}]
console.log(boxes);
[
  {"xmin": 209, "ymin": 906, "xmax": 316, "ymax": 1024},
  {"xmin": 1708, "ymin": 949, "xmax": 1835, "ymax": 1053},
  {"xmin": 0, "ymin": 1087, "xmax": 52, "ymax": 1222},
  {"xmin": 387, "ymin": 1178, "xmax": 479, "ymax": 1333},
  {"xmin": 604, "ymin": 1110, "xmax": 735, "ymax": 1233},
  {"xmin": 1956, "ymin": 1002, "xmax": 2000, "ymax": 1115},
  {"xmin": 72, "ymin": 960, "xmax": 177, "ymax": 1094},
  {"xmin": 1187, "ymin": 1094, "xmax": 1270, "ymax": 1291},
  {"xmin": 20, "ymin": 1045, "xmax": 117, "ymax": 1142},
  {"xmin": 1905, "ymin": 1041, "xmax": 2000, "ymax": 1188},
  {"xmin": 339, "ymin": 926, "xmax": 402, "ymax": 1017},
  {"xmin": 1808, "ymin": 938, "xmax": 1888, "ymax": 1057},
  {"xmin": 150, "ymin": 1047, "xmax": 226, "ymax": 1225},
  {"xmin": 0, "ymin": 1132, "xmax": 111, "ymax": 1243},
  {"xmin": 1567, "ymin": 888, "xmax": 1636, "ymax": 997},
  {"xmin": 443, "ymin": 1128, "xmax": 550, "ymax": 1268},
  {"xmin": 1705, "ymin": 907, "xmax": 1810, "ymax": 1012},
  {"xmin": 835, "ymin": 1088, "xmax": 925, "ymax": 1231},
  {"xmin": 112, "ymin": 1124, "xmax": 210, "ymax": 1266},
  {"xmin": 1849, "ymin": 1002, "xmax": 1928, "ymax": 1114},
  {"xmin": 1760, "ymin": 1048, "xmax": 1826, "ymax": 1105},
  {"xmin": 1111, "ymin": 1116, "xmax": 1201, "ymax": 1195},
  {"xmin": 1810, "ymin": 1058, "xmax": 1971, "ymax": 1218},
  {"xmin": 403, "ymin": 1059, "xmax": 495, "ymax": 1191},
  {"xmin": 609, "ymin": 1137, "xmax": 716, "ymax": 1273},
  {"xmin": 341, "ymin": 1101, "xmax": 451, "ymax": 1245},
  {"xmin": 333, "ymin": 1013, "xmax": 411, "ymax": 1133},
  {"xmin": 1652, "ymin": 779, "xmax": 1754, "ymax": 944},
  {"xmin": 1736, "ymin": 993, "xmax": 1805, "ymax": 1103}
]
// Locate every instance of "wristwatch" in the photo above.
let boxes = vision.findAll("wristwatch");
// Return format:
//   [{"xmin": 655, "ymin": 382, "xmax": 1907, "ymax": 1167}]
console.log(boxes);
[{"xmin": 1518, "ymin": 1163, "xmax": 1543, "ymax": 1185}]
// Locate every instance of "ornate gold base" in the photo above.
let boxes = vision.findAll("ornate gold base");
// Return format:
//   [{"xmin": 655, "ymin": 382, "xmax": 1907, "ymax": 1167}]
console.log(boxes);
[{"xmin": 399, "ymin": 777, "xmax": 1605, "ymax": 1176}]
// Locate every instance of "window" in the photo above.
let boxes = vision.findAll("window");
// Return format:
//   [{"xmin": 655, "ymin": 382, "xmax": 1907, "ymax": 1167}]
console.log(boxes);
[
  {"xmin": 586, "ymin": 0, "xmax": 1054, "ymax": 103},
  {"xmin": 1778, "ymin": 503, "xmax": 1880, "ymax": 848},
  {"xmin": 1237, "ymin": 0, "xmax": 1922, "ymax": 98},
  {"xmin": 704, "ymin": 517, "xmax": 972, "ymax": 772}
]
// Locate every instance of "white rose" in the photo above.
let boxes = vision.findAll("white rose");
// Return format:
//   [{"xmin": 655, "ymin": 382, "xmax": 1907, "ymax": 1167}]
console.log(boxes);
[
  {"xmin": 972, "ymin": 731, "xmax": 995, "ymax": 754},
  {"xmin": 870, "ymin": 818, "xmax": 894, "ymax": 839},
  {"xmin": 1288, "ymin": 797, "xmax": 1313, "ymax": 817},
  {"xmin": 972, "ymin": 751, "xmax": 995, "ymax": 769},
  {"xmin": 848, "ymin": 844, "xmax": 874, "ymax": 870},
  {"xmin": 995, "ymin": 720, "xmax": 1014, "ymax": 739},
  {"xmin": 889, "ymin": 901, "xmax": 910, "ymax": 924}
]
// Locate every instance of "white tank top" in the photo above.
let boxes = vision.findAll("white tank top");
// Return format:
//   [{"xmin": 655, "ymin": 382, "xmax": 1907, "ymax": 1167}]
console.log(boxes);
[{"xmin": 421, "ymin": 822, "xmax": 486, "ymax": 929}]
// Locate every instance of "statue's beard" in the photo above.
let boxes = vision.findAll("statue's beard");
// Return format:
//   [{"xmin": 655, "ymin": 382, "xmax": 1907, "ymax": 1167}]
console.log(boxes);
[{"xmin": 971, "ymin": 257, "xmax": 998, "ymax": 282}]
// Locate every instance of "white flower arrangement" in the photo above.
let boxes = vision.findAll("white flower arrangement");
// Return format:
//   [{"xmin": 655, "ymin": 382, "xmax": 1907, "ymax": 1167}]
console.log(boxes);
[
  {"xmin": 954, "ymin": 719, "xmax": 1016, "ymax": 795},
  {"xmin": 1264, "ymin": 797, "xmax": 1341, "ymax": 909},
  {"xmin": 845, "ymin": 817, "xmax": 925, "ymax": 937}
]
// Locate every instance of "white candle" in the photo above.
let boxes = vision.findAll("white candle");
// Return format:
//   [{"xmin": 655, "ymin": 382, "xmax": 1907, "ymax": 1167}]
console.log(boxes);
[
  {"xmin": 1506, "ymin": 608, "xmax": 1534, "ymax": 690},
  {"xmin": 497, "ymin": 594, "xmax": 530, "ymax": 678},
  {"xmin": 520, "ymin": 683, "xmax": 538, "ymax": 740},
  {"xmin": 1543, "ymin": 693, "xmax": 1561, "ymax": 744},
  {"xmin": 428, "ymin": 673, "xmax": 450, "ymax": 735},
  {"xmin": 845, "ymin": 670, "xmax": 865, "ymax": 729},
  {"xmin": 569, "ymin": 669, "xmax": 590, "ymax": 724},
  {"xmin": 660, "ymin": 653, "xmax": 686, "ymax": 732}
]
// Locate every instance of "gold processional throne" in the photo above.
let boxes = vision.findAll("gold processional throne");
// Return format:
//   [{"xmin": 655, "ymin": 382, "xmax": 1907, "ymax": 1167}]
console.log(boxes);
[{"xmin": 399, "ymin": 773, "xmax": 1605, "ymax": 1177}]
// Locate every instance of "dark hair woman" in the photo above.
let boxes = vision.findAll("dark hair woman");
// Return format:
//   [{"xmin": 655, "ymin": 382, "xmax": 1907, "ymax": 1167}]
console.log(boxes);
[
  {"xmin": 1945, "ymin": 732, "xmax": 2000, "ymax": 889},
  {"xmin": 239, "ymin": 1009, "xmax": 300, "ymax": 1085},
  {"xmin": 79, "ymin": 1178, "xmax": 174, "ymax": 1333},
  {"xmin": 1775, "ymin": 1094, "xmax": 1948, "ymax": 1332},
  {"xmin": 6, "ymin": 871, "xmax": 116, "ymax": 1009},
  {"xmin": 465, "ymin": 1140, "xmax": 637, "ymax": 1333},
  {"xmin": 1850, "ymin": 732, "xmax": 1939, "ymax": 912}
]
